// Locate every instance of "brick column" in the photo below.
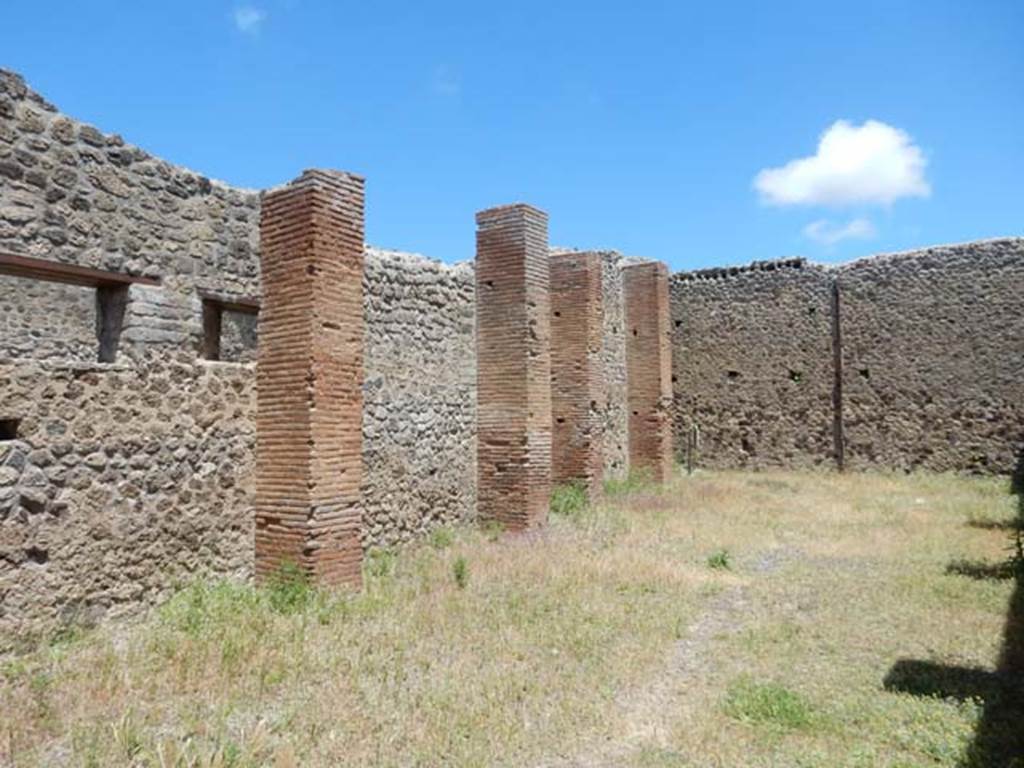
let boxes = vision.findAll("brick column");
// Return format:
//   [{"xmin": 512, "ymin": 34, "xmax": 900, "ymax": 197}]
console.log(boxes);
[
  {"xmin": 476, "ymin": 204, "xmax": 552, "ymax": 531},
  {"xmin": 255, "ymin": 169, "xmax": 365, "ymax": 587},
  {"xmin": 551, "ymin": 251, "xmax": 604, "ymax": 498},
  {"xmin": 624, "ymin": 261, "xmax": 673, "ymax": 483}
]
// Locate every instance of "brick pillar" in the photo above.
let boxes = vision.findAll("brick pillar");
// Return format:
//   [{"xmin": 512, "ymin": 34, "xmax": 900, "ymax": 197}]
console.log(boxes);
[
  {"xmin": 551, "ymin": 251, "xmax": 605, "ymax": 498},
  {"xmin": 476, "ymin": 204, "xmax": 552, "ymax": 531},
  {"xmin": 624, "ymin": 261, "xmax": 673, "ymax": 483},
  {"xmin": 255, "ymin": 169, "xmax": 365, "ymax": 587}
]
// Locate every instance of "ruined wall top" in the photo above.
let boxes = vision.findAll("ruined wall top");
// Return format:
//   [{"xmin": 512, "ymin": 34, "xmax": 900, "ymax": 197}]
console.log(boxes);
[
  {"xmin": 0, "ymin": 69, "xmax": 474, "ymax": 292},
  {"xmin": 671, "ymin": 237, "xmax": 1024, "ymax": 285}
]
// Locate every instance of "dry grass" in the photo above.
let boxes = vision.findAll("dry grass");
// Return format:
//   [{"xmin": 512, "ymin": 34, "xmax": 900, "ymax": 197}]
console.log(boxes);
[{"xmin": 0, "ymin": 469, "xmax": 1019, "ymax": 767}]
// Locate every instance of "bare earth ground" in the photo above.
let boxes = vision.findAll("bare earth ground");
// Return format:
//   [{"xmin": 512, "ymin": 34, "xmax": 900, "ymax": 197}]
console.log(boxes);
[{"xmin": 1, "ymin": 470, "xmax": 1021, "ymax": 767}]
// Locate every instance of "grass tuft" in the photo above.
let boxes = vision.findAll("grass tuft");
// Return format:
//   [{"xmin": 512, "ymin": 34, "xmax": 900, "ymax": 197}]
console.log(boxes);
[
  {"xmin": 602, "ymin": 469, "xmax": 653, "ymax": 497},
  {"xmin": 266, "ymin": 562, "xmax": 315, "ymax": 615},
  {"xmin": 551, "ymin": 481, "xmax": 589, "ymax": 520},
  {"xmin": 452, "ymin": 556, "xmax": 469, "ymax": 589},
  {"xmin": 706, "ymin": 548, "xmax": 731, "ymax": 570},
  {"xmin": 364, "ymin": 547, "xmax": 396, "ymax": 580},
  {"xmin": 723, "ymin": 677, "xmax": 814, "ymax": 730},
  {"xmin": 429, "ymin": 526, "xmax": 455, "ymax": 550}
]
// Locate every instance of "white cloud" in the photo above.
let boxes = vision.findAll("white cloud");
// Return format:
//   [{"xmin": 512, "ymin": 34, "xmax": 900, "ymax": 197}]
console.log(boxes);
[
  {"xmin": 802, "ymin": 217, "xmax": 877, "ymax": 246},
  {"xmin": 233, "ymin": 6, "xmax": 267, "ymax": 34},
  {"xmin": 754, "ymin": 120, "xmax": 930, "ymax": 206}
]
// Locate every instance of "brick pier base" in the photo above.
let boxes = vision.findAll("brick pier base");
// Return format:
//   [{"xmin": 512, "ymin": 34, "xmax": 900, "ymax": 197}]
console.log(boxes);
[
  {"xmin": 551, "ymin": 251, "xmax": 605, "ymax": 498},
  {"xmin": 475, "ymin": 204, "xmax": 552, "ymax": 531},
  {"xmin": 624, "ymin": 261, "xmax": 674, "ymax": 483},
  {"xmin": 255, "ymin": 169, "xmax": 365, "ymax": 586}
]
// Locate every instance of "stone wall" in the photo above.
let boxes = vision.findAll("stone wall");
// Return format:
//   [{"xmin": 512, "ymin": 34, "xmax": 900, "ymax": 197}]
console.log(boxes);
[
  {"xmin": 0, "ymin": 70, "xmax": 261, "ymax": 319},
  {"xmin": 0, "ymin": 275, "xmax": 97, "ymax": 362},
  {"xmin": 598, "ymin": 252, "xmax": 630, "ymax": 479},
  {"xmin": 4, "ymin": 62, "xmax": 1022, "ymax": 641},
  {"xmin": 0, "ymin": 67, "xmax": 262, "ymax": 639},
  {"xmin": 362, "ymin": 248, "xmax": 476, "ymax": 545},
  {"xmin": 840, "ymin": 239, "xmax": 1024, "ymax": 472},
  {"xmin": 670, "ymin": 259, "xmax": 835, "ymax": 470},
  {"xmin": 0, "ymin": 69, "xmax": 485, "ymax": 637},
  {"xmin": 220, "ymin": 309, "xmax": 258, "ymax": 364},
  {"xmin": 671, "ymin": 241, "xmax": 1024, "ymax": 474},
  {"xmin": 0, "ymin": 358, "xmax": 255, "ymax": 638}
]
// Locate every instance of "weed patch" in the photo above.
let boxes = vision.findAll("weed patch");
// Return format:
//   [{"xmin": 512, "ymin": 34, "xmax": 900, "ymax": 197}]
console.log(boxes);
[
  {"xmin": 429, "ymin": 526, "xmax": 455, "ymax": 550},
  {"xmin": 453, "ymin": 556, "xmax": 469, "ymax": 589},
  {"xmin": 603, "ymin": 469, "xmax": 654, "ymax": 498},
  {"xmin": 706, "ymin": 548, "xmax": 731, "ymax": 570},
  {"xmin": 723, "ymin": 677, "xmax": 814, "ymax": 730},
  {"xmin": 551, "ymin": 481, "xmax": 588, "ymax": 520}
]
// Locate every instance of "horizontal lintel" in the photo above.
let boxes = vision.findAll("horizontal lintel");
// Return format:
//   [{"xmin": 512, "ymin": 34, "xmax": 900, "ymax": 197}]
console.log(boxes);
[
  {"xmin": 0, "ymin": 251, "xmax": 161, "ymax": 288},
  {"xmin": 199, "ymin": 290, "xmax": 261, "ymax": 314}
]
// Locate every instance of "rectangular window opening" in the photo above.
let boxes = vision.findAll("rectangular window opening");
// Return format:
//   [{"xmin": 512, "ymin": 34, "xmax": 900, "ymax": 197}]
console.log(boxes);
[
  {"xmin": 0, "ymin": 418, "xmax": 20, "ymax": 441},
  {"xmin": 96, "ymin": 284, "xmax": 128, "ymax": 363},
  {"xmin": 202, "ymin": 299, "xmax": 223, "ymax": 361},
  {"xmin": 201, "ymin": 294, "xmax": 259, "ymax": 363},
  {"xmin": 0, "ymin": 253, "xmax": 155, "ymax": 364},
  {"xmin": 0, "ymin": 274, "xmax": 99, "ymax": 363}
]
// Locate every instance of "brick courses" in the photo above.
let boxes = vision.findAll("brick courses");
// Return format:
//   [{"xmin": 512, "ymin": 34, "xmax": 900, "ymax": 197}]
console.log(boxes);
[
  {"xmin": 475, "ymin": 204, "xmax": 552, "ymax": 530},
  {"xmin": 551, "ymin": 251, "xmax": 605, "ymax": 497},
  {"xmin": 255, "ymin": 169, "xmax": 365, "ymax": 586},
  {"xmin": 624, "ymin": 261, "xmax": 674, "ymax": 482}
]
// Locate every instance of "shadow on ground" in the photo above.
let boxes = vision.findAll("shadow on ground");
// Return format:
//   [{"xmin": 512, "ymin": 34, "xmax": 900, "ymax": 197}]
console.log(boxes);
[{"xmin": 884, "ymin": 450, "xmax": 1024, "ymax": 767}]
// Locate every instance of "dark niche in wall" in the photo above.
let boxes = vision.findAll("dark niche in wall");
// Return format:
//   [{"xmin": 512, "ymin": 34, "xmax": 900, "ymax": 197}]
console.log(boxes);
[
  {"xmin": 96, "ymin": 284, "xmax": 128, "ymax": 363},
  {"xmin": 200, "ymin": 293, "xmax": 260, "ymax": 363},
  {"xmin": 0, "ymin": 418, "xmax": 20, "ymax": 440}
]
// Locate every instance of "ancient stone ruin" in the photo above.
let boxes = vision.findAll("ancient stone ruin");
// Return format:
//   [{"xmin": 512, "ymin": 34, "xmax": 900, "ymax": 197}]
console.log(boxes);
[{"xmin": 1, "ymin": 67, "xmax": 1022, "ymax": 638}]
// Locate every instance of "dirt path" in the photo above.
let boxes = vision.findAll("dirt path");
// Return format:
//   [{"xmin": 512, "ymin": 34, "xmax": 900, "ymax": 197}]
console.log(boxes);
[{"xmin": 536, "ymin": 547, "xmax": 803, "ymax": 768}]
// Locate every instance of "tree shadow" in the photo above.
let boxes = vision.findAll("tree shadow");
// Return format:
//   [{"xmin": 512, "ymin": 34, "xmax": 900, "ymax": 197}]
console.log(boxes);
[
  {"xmin": 966, "ymin": 518, "xmax": 1024, "ymax": 532},
  {"xmin": 884, "ymin": 659, "xmax": 1004, "ymax": 703},
  {"xmin": 946, "ymin": 559, "xmax": 1019, "ymax": 581},
  {"xmin": 883, "ymin": 448, "xmax": 1024, "ymax": 767}
]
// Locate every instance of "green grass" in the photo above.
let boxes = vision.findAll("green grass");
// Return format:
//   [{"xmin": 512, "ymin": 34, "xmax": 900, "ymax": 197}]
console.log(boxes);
[
  {"xmin": 603, "ymin": 468, "xmax": 655, "ymax": 497},
  {"xmin": 706, "ymin": 548, "xmax": 731, "ymax": 570},
  {"xmin": 723, "ymin": 677, "xmax": 815, "ymax": 730},
  {"xmin": 551, "ymin": 480, "xmax": 589, "ymax": 520},
  {"xmin": 452, "ymin": 555, "xmax": 469, "ymax": 589},
  {"xmin": 429, "ymin": 525, "xmax": 455, "ymax": 550},
  {"xmin": 0, "ymin": 470, "xmax": 1018, "ymax": 767}
]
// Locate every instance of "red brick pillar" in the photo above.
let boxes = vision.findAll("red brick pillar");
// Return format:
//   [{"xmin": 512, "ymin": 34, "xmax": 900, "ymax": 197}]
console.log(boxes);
[
  {"xmin": 551, "ymin": 252, "xmax": 605, "ymax": 498},
  {"xmin": 255, "ymin": 169, "xmax": 365, "ymax": 587},
  {"xmin": 624, "ymin": 261, "xmax": 673, "ymax": 483},
  {"xmin": 476, "ymin": 204, "xmax": 552, "ymax": 531}
]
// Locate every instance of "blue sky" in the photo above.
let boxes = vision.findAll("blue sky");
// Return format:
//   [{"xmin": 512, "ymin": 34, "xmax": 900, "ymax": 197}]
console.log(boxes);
[{"xmin": 4, "ymin": 1, "xmax": 1022, "ymax": 269}]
